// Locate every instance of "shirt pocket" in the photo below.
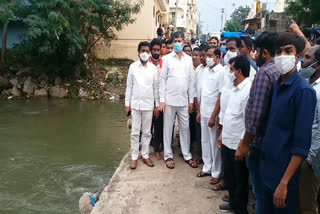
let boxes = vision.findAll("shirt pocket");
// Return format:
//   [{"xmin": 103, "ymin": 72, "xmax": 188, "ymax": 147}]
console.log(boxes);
[
  {"xmin": 206, "ymin": 75, "xmax": 219, "ymax": 94},
  {"xmin": 227, "ymin": 99, "xmax": 243, "ymax": 116}
]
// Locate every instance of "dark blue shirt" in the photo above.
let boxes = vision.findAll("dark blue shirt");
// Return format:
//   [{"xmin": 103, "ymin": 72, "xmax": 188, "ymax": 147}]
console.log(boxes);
[{"xmin": 260, "ymin": 71, "xmax": 316, "ymax": 191}]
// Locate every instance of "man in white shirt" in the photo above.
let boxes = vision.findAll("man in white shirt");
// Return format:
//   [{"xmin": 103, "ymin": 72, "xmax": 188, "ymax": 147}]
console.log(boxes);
[
  {"xmin": 196, "ymin": 47, "xmax": 224, "ymax": 185},
  {"xmin": 298, "ymin": 45, "xmax": 320, "ymax": 214},
  {"xmin": 223, "ymin": 37, "xmax": 256, "ymax": 82},
  {"xmin": 190, "ymin": 47, "xmax": 202, "ymax": 162},
  {"xmin": 195, "ymin": 45, "xmax": 210, "ymax": 108},
  {"xmin": 159, "ymin": 32, "xmax": 197, "ymax": 169},
  {"xmin": 217, "ymin": 55, "xmax": 252, "ymax": 213},
  {"xmin": 125, "ymin": 41, "xmax": 160, "ymax": 170},
  {"xmin": 218, "ymin": 37, "xmax": 256, "ymax": 129}
]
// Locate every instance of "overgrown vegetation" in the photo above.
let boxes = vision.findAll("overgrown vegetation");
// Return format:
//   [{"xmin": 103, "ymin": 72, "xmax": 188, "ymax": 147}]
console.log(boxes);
[
  {"xmin": 285, "ymin": 0, "xmax": 320, "ymax": 26},
  {"xmin": 0, "ymin": 0, "xmax": 142, "ymax": 75}
]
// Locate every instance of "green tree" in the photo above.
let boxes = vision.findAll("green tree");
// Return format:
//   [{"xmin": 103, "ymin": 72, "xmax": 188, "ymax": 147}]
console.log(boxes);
[
  {"xmin": 0, "ymin": 0, "xmax": 17, "ymax": 67},
  {"xmin": 224, "ymin": 6, "xmax": 250, "ymax": 32},
  {"xmin": 286, "ymin": 0, "xmax": 320, "ymax": 25},
  {"xmin": 17, "ymin": 0, "xmax": 142, "ymax": 74}
]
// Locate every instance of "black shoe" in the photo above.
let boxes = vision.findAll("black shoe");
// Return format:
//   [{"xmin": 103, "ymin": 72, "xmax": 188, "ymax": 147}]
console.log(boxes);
[{"xmin": 219, "ymin": 203, "xmax": 234, "ymax": 212}]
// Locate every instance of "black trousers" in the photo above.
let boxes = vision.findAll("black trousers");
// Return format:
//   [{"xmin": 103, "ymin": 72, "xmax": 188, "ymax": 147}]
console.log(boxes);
[
  {"xmin": 189, "ymin": 111, "xmax": 202, "ymax": 157},
  {"xmin": 153, "ymin": 111, "xmax": 163, "ymax": 153},
  {"xmin": 222, "ymin": 144, "xmax": 249, "ymax": 214}
]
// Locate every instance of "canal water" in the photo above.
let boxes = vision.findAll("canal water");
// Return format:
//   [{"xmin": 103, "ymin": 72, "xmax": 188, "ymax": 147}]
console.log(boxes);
[{"xmin": 0, "ymin": 99, "xmax": 129, "ymax": 214}]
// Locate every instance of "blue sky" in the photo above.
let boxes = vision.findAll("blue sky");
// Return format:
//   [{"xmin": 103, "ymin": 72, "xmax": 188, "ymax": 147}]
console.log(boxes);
[{"xmin": 197, "ymin": 0, "xmax": 277, "ymax": 33}]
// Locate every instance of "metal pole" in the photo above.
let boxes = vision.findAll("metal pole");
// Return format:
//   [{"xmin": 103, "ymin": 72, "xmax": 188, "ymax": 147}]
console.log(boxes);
[{"xmin": 220, "ymin": 8, "xmax": 224, "ymax": 32}]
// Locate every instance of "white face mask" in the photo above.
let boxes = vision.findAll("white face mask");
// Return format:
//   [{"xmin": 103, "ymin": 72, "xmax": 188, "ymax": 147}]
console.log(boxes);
[
  {"xmin": 224, "ymin": 51, "xmax": 238, "ymax": 65},
  {"xmin": 206, "ymin": 57, "xmax": 215, "ymax": 67},
  {"xmin": 274, "ymin": 55, "xmax": 296, "ymax": 75},
  {"xmin": 140, "ymin": 52, "xmax": 150, "ymax": 62},
  {"xmin": 228, "ymin": 70, "xmax": 236, "ymax": 82}
]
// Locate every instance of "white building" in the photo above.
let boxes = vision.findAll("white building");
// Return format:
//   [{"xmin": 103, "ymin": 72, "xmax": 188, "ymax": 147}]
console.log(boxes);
[
  {"xmin": 169, "ymin": 0, "xmax": 197, "ymax": 40},
  {"xmin": 273, "ymin": 0, "xmax": 287, "ymax": 13}
]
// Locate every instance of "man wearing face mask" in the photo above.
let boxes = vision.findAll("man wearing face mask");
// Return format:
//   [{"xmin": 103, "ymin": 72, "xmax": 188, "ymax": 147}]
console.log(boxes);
[
  {"xmin": 149, "ymin": 38, "xmax": 164, "ymax": 160},
  {"xmin": 159, "ymin": 31, "xmax": 197, "ymax": 169},
  {"xmin": 259, "ymin": 32, "xmax": 316, "ymax": 213},
  {"xmin": 125, "ymin": 41, "xmax": 160, "ymax": 169},
  {"xmin": 196, "ymin": 47, "xmax": 224, "ymax": 185},
  {"xmin": 235, "ymin": 31, "xmax": 280, "ymax": 214},
  {"xmin": 217, "ymin": 56, "xmax": 252, "ymax": 213},
  {"xmin": 220, "ymin": 38, "xmax": 227, "ymax": 56},
  {"xmin": 297, "ymin": 45, "xmax": 320, "ymax": 214},
  {"xmin": 223, "ymin": 37, "xmax": 256, "ymax": 82}
]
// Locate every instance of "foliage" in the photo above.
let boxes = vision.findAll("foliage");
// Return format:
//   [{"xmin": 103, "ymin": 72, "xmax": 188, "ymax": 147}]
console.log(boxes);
[
  {"xmin": 3, "ymin": 0, "xmax": 142, "ymax": 74},
  {"xmin": 224, "ymin": 6, "xmax": 250, "ymax": 32},
  {"xmin": 285, "ymin": 0, "xmax": 320, "ymax": 25},
  {"xmin": 0, "ymin": 0, "xmax": 18, "ymax": 25}
]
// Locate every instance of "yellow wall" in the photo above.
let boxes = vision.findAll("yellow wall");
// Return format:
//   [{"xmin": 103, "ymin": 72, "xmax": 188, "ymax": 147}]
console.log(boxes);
[{"xmin": 94, "ymin": 0, "xmax": 160, "ymax": 61}]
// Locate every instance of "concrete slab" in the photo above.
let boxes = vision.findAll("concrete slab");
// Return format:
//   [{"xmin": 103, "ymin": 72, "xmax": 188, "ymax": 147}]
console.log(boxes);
[{"xmin": 91, "ymin": 147, "xmax": 229, "ymax": 214}]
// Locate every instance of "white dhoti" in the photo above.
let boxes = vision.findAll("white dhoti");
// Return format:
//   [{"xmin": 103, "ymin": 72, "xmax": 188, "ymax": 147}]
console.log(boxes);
[
  {"xmin": 130, "ymin": 109, "xmax": 153, "ymax": 160},
  {"xmin": 200, "ymin": 117, "xmax": 221, "ymax": 178},
  {"xmin": 163, "ymin": 105, "xmax": 192, "ymax": 161}
]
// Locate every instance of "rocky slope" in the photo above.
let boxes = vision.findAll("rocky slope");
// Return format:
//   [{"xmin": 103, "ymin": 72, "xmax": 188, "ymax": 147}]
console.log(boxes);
[{"xmin": 0, "ymin": 59, "xmax": 132, "ymax": 102}]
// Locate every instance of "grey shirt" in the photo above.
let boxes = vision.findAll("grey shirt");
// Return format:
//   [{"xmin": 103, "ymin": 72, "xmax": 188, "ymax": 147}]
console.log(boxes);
[{"xmin": 308, "ymin": 77, "xmax": 320, "ymax": 165}]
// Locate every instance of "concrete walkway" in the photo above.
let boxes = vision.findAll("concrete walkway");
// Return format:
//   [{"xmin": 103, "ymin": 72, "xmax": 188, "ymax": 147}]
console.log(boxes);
[{"xmin": 91, "ymin": 146, "xmax": 229, "ymax": 214}]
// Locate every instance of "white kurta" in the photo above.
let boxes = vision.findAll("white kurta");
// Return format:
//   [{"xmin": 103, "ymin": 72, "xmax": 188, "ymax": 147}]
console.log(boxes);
[
  {"xmin": 125, "ymin": 60, "xmax": 159, "ymax": 160},
  {"xmin": 198, "ymin": 64, "xmax": 225, "ymax": 177},
  {"xmin": 160, "ymin": 52, "xmax": 195, "ymax": 161}
]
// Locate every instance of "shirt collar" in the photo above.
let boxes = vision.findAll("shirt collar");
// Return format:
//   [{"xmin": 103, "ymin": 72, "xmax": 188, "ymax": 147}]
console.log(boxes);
[
  {"xmin": 138, "ymin": 60, "xmax": 148, "ymax": 68},
  {"xmin": 260, "ymin": 59, "xmax": 275, "ymax": 69},
  {"xmin": 212, "ymin": 63, "xmax": 222, "ymax": 72},
  {"xmin": 172, "ymin": 51, "xmax": 185, "ymax": 59},
  {"xmin": 235, "ymin": 78, "xmax": 250, "ymax": 91},
  {"xmin": 277, "ymin": 70, "xmax": 299, "ymax": 86},
  {"xmin": 312, "ymin": 77, "xmax": 320, "ymax": 86}
]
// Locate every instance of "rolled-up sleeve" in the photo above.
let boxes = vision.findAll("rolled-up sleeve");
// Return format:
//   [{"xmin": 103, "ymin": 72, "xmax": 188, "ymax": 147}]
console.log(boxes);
[{"xmin": 291, "ymin": 88, "xmax": 317, "ymax": 157}]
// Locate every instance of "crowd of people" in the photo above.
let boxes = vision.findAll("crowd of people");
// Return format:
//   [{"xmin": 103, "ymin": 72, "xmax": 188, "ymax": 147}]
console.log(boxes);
[{"xmin": 124, "ymin": 20, "xmax": 320, "ymax": 214}]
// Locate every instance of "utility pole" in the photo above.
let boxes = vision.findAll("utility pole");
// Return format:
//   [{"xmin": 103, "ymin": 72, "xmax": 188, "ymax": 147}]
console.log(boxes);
[{"xmin": 220, "ymin": 8, "xmax": 225, "ymax": 32}]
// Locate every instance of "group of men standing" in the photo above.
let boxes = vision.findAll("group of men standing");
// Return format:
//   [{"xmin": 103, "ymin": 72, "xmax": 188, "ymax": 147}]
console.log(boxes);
[{"xmin": 124, "ymin": 19, "xmax": 320, "ymax": 214}]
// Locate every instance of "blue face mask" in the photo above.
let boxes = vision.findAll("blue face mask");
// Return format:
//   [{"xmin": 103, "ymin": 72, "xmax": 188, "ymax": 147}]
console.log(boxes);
[
  {"xmin": 173, "ymin": 43, "xmax": 183, "ymax": 53},
  {"xmin": 220, "ymin": 45, "xmax": 227, "ymax": 54}
]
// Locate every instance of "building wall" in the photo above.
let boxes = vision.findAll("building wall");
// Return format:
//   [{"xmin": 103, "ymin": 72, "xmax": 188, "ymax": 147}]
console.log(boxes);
[
  {"xmin": 94, "ymin": 0, "xmax": 168, "ymax": 61},
  {"xmin": 187, "ymin": 0, "xmax": 197, "ymax": 39},
  {"xmin": 168, "ymin": 0, "xmax": 197, "ymax": 40}
]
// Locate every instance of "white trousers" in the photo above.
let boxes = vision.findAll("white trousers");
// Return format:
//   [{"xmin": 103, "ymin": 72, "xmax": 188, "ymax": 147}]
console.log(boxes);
[
  {"xmin": 163, "ymin": 105, "xmax": 192, "ymax": 161},
  {"xmin": 130, "ymin": 109, "xmax": 153, "ymax": 160},
  {"xmin": 201, "ymin": 117, "xmax": 221, "ymax": 178}
]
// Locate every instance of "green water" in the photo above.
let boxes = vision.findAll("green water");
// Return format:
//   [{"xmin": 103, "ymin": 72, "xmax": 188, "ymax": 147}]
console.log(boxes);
[{"xmin": 0, "ymin": 99, "xmax": 129, "ymax": 214}]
